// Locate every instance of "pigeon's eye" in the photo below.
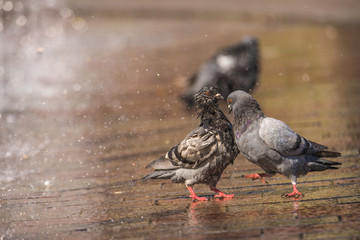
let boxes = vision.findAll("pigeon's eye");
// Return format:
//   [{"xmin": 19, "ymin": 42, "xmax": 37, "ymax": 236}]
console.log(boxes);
[
  {"xmin": 228, "ymin": 98, "xmax": 232, "ymax": 103},
  {"xmin": 206, "ymin": 91, "xmax": 210, "ymax": 96}
]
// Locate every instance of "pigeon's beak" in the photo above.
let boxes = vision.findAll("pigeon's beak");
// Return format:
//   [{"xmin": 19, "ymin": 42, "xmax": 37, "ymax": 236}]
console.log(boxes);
[
  {"xmin": 228, "ymin": 104, "xmax": 233, "ymax": 114},
  {"xmin": 215, "ymin": 93, "xmax": 224, "ymax": 100}
]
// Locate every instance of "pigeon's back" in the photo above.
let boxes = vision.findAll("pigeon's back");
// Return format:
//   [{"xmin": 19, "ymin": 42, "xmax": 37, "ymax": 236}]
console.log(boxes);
[
  {"xmin": 181, "ymin": 36, "xmax": 260, "ymax": 109},
  {"xmin": 218, "ymin": 37, "xmax": 259, "ymax": 92}
]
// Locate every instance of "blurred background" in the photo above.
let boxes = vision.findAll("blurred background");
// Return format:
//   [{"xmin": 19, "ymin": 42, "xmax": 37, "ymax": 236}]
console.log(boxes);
[{"xmin": 1, "ymin": 0, "xmax": 360, "ymax": 239}]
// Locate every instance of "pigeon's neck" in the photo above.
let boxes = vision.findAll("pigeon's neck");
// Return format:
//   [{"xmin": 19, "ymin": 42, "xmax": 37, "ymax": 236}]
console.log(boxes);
[
  {"xmin": 234, "ymin": 104, "xmax": 263, "ymax": 130},
  {"xmin": 198, "ymin": 106, "xmax": 230, "ymax": 129}
]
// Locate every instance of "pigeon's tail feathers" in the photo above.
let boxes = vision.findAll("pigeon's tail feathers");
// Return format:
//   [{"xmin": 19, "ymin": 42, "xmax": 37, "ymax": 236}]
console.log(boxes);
[
  {"xmin": 180, "ymin": 74, "xmax": 198, "ymax": 109},
  {"xmin": 142, "ymin": 170, "xmax": 176, "ymax": 180},
  {"xmin": 143, "ymin": 156, "xmax": 178, "ymax": 180},
  {"xmin": 309, "ymin": 140, "xmax": 328, "ymax": 151},
  {"xmin": 315, "ymin": 158, "xmax": 341, "ymax": 166},
  {"xmin": 241, "ymin": 36, "xmax": 258, "ymax": 46},
  {"xmin": 181, "ymin": 90, "xmax": 196, "ymax": 109},
  {"xmin": 313, "ymin": 150, "xmax": 341, "ymax": 158},
  {"xmin": 146, "ymin": 156, "xmax": 179, "ymax": 170},
  {"xmin": 188, "ymin": 73, "xmax": 198, "ymax": 85},
  {"xmin": 308, "ymin": 158, "xmax": 341, "ymax": 172}
]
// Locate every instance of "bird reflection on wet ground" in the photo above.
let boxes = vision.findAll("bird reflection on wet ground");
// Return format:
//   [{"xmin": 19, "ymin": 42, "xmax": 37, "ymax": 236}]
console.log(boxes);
[{"xmin": 1, "ymin": 0, "xmax": 360, "ymax": 239}]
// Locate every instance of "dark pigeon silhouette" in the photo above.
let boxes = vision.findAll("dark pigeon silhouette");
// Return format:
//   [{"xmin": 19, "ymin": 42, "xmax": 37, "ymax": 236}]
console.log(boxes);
[
  {"xmin": 181, "ymin": 36, "xmax": 260, "ymax": 109},
  {"xmin": 227, "ymin": 90, "xmax": 341, "ymax": 198},
  {"xmin": 143, "ymin": 87, "xmax": 239, "ymax": 201}
]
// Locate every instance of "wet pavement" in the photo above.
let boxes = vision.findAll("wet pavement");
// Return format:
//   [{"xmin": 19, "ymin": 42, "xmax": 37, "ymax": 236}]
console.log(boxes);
[{"xmin": 1, "ymin": 0, "xmax": 360, "ymax": 239}]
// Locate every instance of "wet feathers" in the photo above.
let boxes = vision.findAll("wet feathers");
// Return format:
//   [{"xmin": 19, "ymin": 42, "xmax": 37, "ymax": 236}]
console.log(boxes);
[{"xmin": 144, "ymin": 87, "xmax": 239, "ymax": 190}]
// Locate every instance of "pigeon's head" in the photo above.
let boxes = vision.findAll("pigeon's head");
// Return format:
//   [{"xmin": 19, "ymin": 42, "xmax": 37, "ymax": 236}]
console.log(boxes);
[
  {"xmin": 227, "ymin": 90, "xmax": 261, "ymax": 114},
  {"xmin": 194, "ymin": 87, "xmax": 223, "ymax": 108}
]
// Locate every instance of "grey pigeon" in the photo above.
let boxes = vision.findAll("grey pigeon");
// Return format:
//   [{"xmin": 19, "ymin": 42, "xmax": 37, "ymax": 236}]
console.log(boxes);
[
  {"xmin": 181, "ymin": 36, "xmax": 260, "ymax": 109},
  {"xmin": 143, "ymin": 87, "xmax": 239, "ymax": 201},
  {"xmin": 227, "ymin": 90, "xmax": 341, "ymax": 197}
]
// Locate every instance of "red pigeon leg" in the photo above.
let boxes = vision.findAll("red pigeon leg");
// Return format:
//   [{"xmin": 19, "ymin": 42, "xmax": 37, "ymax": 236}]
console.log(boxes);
[
  {"xmin": 282, "ymin": 184, "xmax": 304, "ymax": 198},
  {"xmin": 187, "ymin": 186, "xmax": 208, "ymax": 201},
  {"xmin": 242, "ymin": 173, "xmax": 272, "ymax": 184},
  {"xmin": 209, "ymin": 186, "xmax": 234, "ymax": 198}
]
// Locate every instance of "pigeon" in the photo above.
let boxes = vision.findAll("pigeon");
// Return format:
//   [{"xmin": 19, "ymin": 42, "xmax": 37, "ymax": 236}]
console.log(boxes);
[
  {"xmin": 227, "ymin": 90, "xmax": 341, "ymax": 197},
  {"xmin": 181, "ymin": 36, "xmax": 260, "ymax": 109},
  {"xmin": 143, "ymin": 87, "xmax": 239, "ymax": 201}
]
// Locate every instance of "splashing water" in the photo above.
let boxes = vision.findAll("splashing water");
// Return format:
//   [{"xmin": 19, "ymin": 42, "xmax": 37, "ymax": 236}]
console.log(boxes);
[
  {"xmin": 0, "ymin": 0, "xmax": 87, "ymax": 112},
  {"xmin": 0, "ymin": 0, "xmax": 88, "ymax": 187}
]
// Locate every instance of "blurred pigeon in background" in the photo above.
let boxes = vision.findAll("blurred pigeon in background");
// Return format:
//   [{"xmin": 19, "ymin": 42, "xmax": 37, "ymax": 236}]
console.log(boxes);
[
  {"xmin": 181, "ymin": 36, "xmax": 260, "ymax": 109},
  {"xmin": 143, "ymin": 87, "xmax": 239, "ymax": 201},
  {"xmin": 227, "ymin": 90, "xmax": 341, "ymax": 197}
]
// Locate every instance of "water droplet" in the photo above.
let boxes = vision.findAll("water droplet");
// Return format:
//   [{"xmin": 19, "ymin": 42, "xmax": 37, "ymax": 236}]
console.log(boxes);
[
  {"xmin": 302, "ymin": 73, "xmax": 311, "ymax": 82},
  {"xmin": 3, "ymin": 1, "xmax": 14, "ymax": 11},
  {"xmin": 73, "ymin": 84, "xmax": 81, "ymax": 91},
  {"xmin": 60, "ymin": 7, "xmax": 73, "ymax": 19},
  {"xmin": 71, "ymin": 17, "xmax": 87, "ymax": 33},
  {"xmin": 37, "ymin": 47, "xmax": 44, "ymax": 54},
  {"xmin": 16, "ymin": 15, "xmax": 27, "ymax": 26}
]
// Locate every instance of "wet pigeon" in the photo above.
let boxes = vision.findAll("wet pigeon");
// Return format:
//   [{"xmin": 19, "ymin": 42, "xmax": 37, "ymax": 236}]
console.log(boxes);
[
  {"xmin": 143, "ymin": 87, "xmax": 239, "ymax": 201},
  {"xmin": 227, "ymin": 90, "xmax": 341, "ymax": 197},
  {"xmin": 181, "ymin": 36, "xmax": 260, "ymax": 109}
]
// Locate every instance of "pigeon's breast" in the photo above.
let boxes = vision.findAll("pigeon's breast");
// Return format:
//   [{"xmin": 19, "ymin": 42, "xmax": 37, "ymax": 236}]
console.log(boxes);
[
  {"xmin": 235, "ymin": 123, "xmax": 262, "ymax": 157},
  {"xmin": 235, "ymin": 122, "xmax": 280, "ymax": 172}
]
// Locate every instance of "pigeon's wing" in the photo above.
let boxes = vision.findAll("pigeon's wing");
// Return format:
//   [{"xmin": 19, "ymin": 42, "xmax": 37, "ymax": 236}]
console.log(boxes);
[
  {"xmin": 221, "ymin": 38, "xmax": 258, "ymax": 68},
  {"xmin": 259, "ymin": 117, "xmax": 327, "ymax": 156},
  {"xmin": 166, "ymin": 127, "xmax": 218, "ymax": 168}
]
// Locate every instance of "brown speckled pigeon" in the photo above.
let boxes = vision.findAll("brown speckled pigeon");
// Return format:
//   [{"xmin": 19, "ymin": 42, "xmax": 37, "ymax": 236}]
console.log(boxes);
[
  {"xmin": 181, "ymin": 36, "xmax": 260, "ymax": 109},
  {"xmin": 143, "ymin": 87, "xmax": 239, "ymax": 201},
  {"xmin": 227, "ymin": 90, "xmax": 341, "ymax": 198}
]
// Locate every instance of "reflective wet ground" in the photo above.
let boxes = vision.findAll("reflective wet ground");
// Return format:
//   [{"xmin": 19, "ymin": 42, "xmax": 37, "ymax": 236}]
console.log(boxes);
[{"xmin": 1, "ymin": 1, "xmax": 360, "ymax": 239}]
